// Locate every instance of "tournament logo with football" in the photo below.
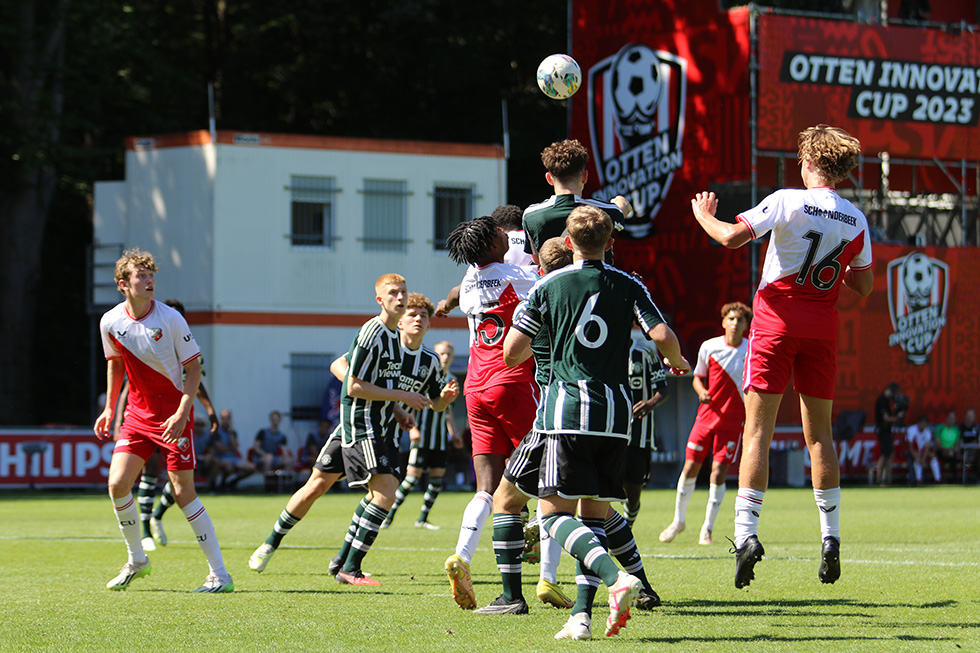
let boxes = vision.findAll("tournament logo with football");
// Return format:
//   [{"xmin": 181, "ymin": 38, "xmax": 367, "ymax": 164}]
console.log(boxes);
[
  {"xmin": 886, "ymin": 252, "xmax": 950, "ymax": 365},
  {"xmin": 587, "ymin": 44, "xmax": 688, "ymax": 238}
]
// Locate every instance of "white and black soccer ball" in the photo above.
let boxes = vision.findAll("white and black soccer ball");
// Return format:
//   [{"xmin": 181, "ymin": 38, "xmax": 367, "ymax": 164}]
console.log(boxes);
[
  {"xmin": 537, "ymin": 54, "xmax": 582, "ymax": 100},
  {"xmin": 902, "ymin": 253, "xmax": 934, "ymax": 309},
  {"xmin": 612, "ymin": 45, "xmax": 663, "ymax": 125}
]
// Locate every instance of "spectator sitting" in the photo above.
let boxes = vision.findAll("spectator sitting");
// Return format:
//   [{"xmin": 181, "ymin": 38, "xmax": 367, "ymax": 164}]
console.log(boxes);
[
  {"xmin": 193, "ymin": 417, "xmax": 220, "ymax": 492},
  {"xmin": 906, "ymin": 415, "xmax": 941, "ymax": 484},
  {"xmin": 933, "ymin": 410, "xmax": 962, "ymax": 478},
  {"xmin": 299, "ymin": 419, "xmax": 331, "ymax": 469},
  {"xmin": 961, "ymin": 409, "xmax": 979, "ymax": 481},
  {"xmin": 253, "ymin": 410, "xmax": 294, "ymax": 473},
  {"xmin": 212, "ymin": 408, "xmax": 256, "ymax": 490}
]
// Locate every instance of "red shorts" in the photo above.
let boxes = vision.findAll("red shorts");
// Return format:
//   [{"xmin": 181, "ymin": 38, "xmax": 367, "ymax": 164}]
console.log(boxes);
[
  {"xmin": 114, "ymin": 419, "xmax": 197, "ymax": 471},
  {"xmin": 743, "ymin": 330, "xmax": 837, "ymax": 400},
  {"xmin": 685, "ymin": 419, "xmax": 742, "ymax": 466},
  {"xmin": 466, "ymin": 382, "xmax": 539, "ymax": 457}
]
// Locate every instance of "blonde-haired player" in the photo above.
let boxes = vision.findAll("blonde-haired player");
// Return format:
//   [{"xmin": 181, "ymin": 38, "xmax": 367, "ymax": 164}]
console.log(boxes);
[
  {"xmin": 95, "ymin": 248, "xmax": 233, "ymax": 592},
  {"xmin": 692, "ymin": 124, "xmax": 873, "ymax": 588}
]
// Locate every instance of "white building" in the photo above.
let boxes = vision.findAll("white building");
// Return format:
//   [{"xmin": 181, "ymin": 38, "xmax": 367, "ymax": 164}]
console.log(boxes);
[{"xmin": 93, "ymin": 130, "xmax": 506, "ymax": 453}]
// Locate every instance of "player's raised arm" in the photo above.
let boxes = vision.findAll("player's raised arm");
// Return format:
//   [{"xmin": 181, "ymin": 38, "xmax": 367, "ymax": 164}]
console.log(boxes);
[
  {"xmin": 435, "ymin": 284, "xmax": 461, "ymax": 317},
  {"xmin": 843, "ymin": 265, "xmax": 874, "ymax": 297},
  {"xmin": 691, "ymin": 192, "xmax": 752, "ymax": 249}
]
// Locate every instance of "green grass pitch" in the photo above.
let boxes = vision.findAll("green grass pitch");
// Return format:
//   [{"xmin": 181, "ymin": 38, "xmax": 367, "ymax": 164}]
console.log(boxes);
[{"xmin": 1, "ymin": 485, "xmax": 977, "ymax": 651}]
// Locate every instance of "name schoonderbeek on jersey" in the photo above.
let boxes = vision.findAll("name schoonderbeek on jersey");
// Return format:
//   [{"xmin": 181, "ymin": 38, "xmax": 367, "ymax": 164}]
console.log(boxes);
[
  {"xmin": 100, "ymin": 300, "xmax": 202, "ymax": 435},
  {"xmin": 737, "ymin": 187, "xmax": 872, "ymax": 340},
  {"xmin": 458, "ymin": 261, "xmax": 538, "ymax": 394}
]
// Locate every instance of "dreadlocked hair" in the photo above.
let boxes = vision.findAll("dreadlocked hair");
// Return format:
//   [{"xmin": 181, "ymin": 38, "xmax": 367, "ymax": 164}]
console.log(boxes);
[{"xmin": 446, "ymin": 216, "xmax": 498, "ymax": 265}]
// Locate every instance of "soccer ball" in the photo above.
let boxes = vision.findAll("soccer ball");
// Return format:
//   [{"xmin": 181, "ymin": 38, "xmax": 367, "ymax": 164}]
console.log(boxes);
[{"xmin": 537, "ymin": 54, "xmax": 582, "ymax": 100}]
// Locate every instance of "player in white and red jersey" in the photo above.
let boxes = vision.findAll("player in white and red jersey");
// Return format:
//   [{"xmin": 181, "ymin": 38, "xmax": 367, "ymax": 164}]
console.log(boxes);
[
  {"xmin": 659, "ymin": 302, "xmax": 750, "ymax": 546},
  {"xmin": 436, "ymin": 215, "xmax": 539, "ymax": 611},
  {"xmin": 492, "ymin": 204, "xmax": 535, "ymax": 268},
  {"xmin": 692, "ymin": 125, "xmax": 874, "ymax": 589},
  {"xmin": 94, "ymin": 248, "xmax": 233, "ymax": 593}
]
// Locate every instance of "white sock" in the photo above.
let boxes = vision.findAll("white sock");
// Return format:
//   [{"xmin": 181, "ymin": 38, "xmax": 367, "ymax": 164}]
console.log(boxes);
[
  {"xmin": 930, "ymin": 458, "xmax": 942, "ymax": 481},
  {"xmin": 733, "ymin": 488, "xmax": 765, "ymax": 548},
  {"xmin": 112, "ymin": 493, "xmax": 146, "ymax": 564},
  {"xmin": 537, "ymin": 501, "xmax": 560, "ymax": 584},
  {"xmin": 913, "ymin": 462, "xmax": 923, "ymax": 482},
  {"xmin": 673, "ymin": 474, "xmax": 696, "ymax": 523},
  {"xmin": 455, "ymin": 491, "xmax": 492, "ymax": 562},
  {"xmin": 703, "ymin": 483, "xmax": 726, "ymax": 532},
  {"xmin": 181, "ymin": 498, "xmax": 228, "ymax": 579},
  {"xmin": 813, "ymin": 487, "xmax": 841, "ymax": 542}
]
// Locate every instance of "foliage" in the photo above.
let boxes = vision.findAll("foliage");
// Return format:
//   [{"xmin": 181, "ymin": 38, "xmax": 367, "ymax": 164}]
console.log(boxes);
[{"xmin": 10, "ymin": 0, "xmax": 569, "ymax": 425}]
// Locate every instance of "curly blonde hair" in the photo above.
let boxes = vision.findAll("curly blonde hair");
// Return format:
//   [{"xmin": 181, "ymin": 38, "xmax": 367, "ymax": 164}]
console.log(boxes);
[
  {"xmin": 797, "ymin": 124, "xmax": 861, "ymax": 185},
  {"xmin": 114, "ymin": 248, "xmax": 158, "ymax": 292},
  {"xmin": 406, "ymin": 292, "xmax": 434, "ymax": 318}
]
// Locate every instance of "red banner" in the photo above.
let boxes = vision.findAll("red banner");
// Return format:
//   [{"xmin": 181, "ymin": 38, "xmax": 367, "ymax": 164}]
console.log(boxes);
[
  {"xmin": 0, "ymin": 430, "xmax": 113, "ymax": 488},
  {"xmin": 571, "ymin": 2, "xmax": 754, "ymax": 349},
  {"xmin": 758, "ymin": 13, "xmax": 980, "ymax": 160},
  {"xmin": 773, "ymin": 244, "xmax": 980, "ymax": 425}
]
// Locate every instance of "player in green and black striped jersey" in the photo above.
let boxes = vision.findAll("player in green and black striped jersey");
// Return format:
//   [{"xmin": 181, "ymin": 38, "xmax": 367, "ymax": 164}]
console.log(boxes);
[
  {"xmin": 384, "ymin": 300, "xmax": 460, "ymax": 530},
  {"xmin": 502, "ymin": 205, "xmax": 690, "ymax": 639},
  {"xmin": 522, "ymin": 139, "xmax": 632, "ymax": 266},
  {"xmin": 331, "ymin": 274, "xmax": 436, "ymax": 586},
  {"xmin": 624, "ymin": 340, "xmax": 670, "ymax": 525}
]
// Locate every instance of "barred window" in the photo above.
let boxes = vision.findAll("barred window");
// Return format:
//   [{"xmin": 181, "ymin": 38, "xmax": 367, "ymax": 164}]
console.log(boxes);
[
  {"xmin": 288, "ymin": 353, "xmax": 334, "ymax": 421},
  {"xmin": 433, "ymin": 185, "xmax": 475, "ymax": 250},
  {"xmin": 362, "ymin": 179, "xmax": 410, "ymax": 252},
  {"xmin": 289, "ymin": 176, "xmax": 337, "ymax": 247}
]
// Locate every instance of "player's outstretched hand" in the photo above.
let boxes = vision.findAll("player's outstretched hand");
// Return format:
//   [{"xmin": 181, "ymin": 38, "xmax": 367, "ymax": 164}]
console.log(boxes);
[
  {"xmin": 691, "ymin": 191, "xmax": 718, "ymax": 219},
  {"xmin": 208, "ymin": 412, "xmax": 219, "ymax": 433},
  {"xmin": 401, "ymin": 391, "xmax": 433, "ymax": 412},
  {"xmin": 698, "ymin": 391, "xmax": 713, "ymax": 404},
  {"xmin": 434, "ymin": 299, "xmax": 455, "ymax": 317},
  {"xmin": 440, "ymin": 378, "xmax": 460, "ymax": 403},
  {"xmin": 632, "ymin": 400, "xmax": 654, "ymax": 419},
  {"xmin": 665, "ymin": 356, "xmax": 691, "ymax": 376}
]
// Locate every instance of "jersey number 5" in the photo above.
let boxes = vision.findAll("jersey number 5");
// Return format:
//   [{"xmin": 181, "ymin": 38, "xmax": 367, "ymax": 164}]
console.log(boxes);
[{"xmin": 795, "ymin": 230, "xmax": 851, "ymax": 291}]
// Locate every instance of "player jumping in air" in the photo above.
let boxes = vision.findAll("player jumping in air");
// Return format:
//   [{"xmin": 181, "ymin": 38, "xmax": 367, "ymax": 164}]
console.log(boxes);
[{"xmin": 691, "ymin": 124, "xmax": 873, "ymax": 588}]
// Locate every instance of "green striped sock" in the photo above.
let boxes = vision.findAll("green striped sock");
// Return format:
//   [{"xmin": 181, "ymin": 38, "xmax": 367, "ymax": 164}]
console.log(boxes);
[{"xmin": 492, "ymin": 512, "xmax": 525, "ymax": 600}]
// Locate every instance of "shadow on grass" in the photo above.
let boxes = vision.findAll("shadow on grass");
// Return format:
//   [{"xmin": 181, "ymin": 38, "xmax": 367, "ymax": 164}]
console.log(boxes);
[
  {"xmin": 666, "ymin": 598, "xmax": 959, "ymax": 610},
  {"xmin": 634, "ymin": 634, "xmax": 946, "ymax": 644}
]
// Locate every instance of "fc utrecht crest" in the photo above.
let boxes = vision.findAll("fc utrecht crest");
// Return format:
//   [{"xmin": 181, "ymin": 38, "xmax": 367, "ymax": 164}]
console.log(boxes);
[
  {"xmin": 587, "ymin": 44, "xmax": 688, "ymax": 239},
  {"xmin": 886, "ymin": 252, "xmax": 949, "ymax": 365}
]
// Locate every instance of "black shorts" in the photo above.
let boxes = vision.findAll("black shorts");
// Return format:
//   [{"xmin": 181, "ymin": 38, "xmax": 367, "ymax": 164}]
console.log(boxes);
[
  {"xmin": 503, "ymin": 430, "xmax": 546, "ymax": 499},
  {"xmin": 876, "ymin": 429, "xmax": 894, "ymax": 456},
  {"xmin": 342, "ymin": 437, "xmax": 400, "ymax": 488},
  {"xmin": 407, "ymin": 446, "xmax": 448, "ymax": 470},
  {"xmin": 313, "ymin": 428, "xmax": 346, "ymax": 476},
  {"xmin": 538, "ymin": 433, "xmax": 627, "ymax": 502},
  {"xmin": 624, "ymin": 445, "xmax": 651, "ymax": 486}
]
